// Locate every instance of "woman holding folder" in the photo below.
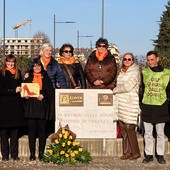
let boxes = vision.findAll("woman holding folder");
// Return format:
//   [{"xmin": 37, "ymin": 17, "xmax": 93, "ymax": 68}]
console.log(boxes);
[{"xmin": 23, "ymin": 58, "xmax": 54, "ymax": 161}]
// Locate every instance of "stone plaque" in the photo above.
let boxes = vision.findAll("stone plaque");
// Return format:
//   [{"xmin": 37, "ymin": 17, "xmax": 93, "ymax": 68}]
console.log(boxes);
[{"xmin": 55, "ymin": 89, "xmax": 117, "ymax": 138}]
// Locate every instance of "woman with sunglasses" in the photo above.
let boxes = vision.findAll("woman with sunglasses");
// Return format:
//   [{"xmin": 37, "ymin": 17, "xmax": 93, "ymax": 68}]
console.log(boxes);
[
  {"xmin": 0, "ymin": 54, "xmax": 25, "ymax": 161},
  {"xmin": 84, "ymin": 37, "xmax": 117, "ymax": 89},
  {"xmin": 58, "ymin": 43, "xmax": 86, "ymax": 89},
  {"xmin": 113, "ymin": 53, "xmax": 141, "ymax": 160}
]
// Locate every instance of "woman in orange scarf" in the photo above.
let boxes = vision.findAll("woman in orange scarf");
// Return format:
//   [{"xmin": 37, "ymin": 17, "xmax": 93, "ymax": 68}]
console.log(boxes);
[
  {"xmin": 58, "ymin": 43, "xmax": 86, "ymax": 89},
  {"xmin": 23, "ymin": 58, "xmax": 54, "ymax": 161},
  {"xmin": 84, "ymin": 37, "xmax": 117, "ymax": 90},
  {"xmin": 113, "ymin": 53, "xmax": 141, "ymax": 160},
  {"xmin": 0, "ymin": 54, "xmax": 25, "ymax": 161}
]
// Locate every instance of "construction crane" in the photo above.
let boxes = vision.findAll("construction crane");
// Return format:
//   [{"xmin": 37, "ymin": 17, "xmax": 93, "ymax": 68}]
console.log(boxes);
[{"xmin": 13, "ymin": 19, "xmax": 32, "ymax": 38}]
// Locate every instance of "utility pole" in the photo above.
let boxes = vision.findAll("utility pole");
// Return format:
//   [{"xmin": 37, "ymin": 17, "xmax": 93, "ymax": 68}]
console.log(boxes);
[
  {"xmin": 3, "ymin": 0, "xmax": 6, "ymax": 58},
  {"xmin": 101, "ymin": 0, "xmax": 104, "ymax": 38},
  {"xmin": 77, "ymin": 30, "xmax": 93, "ymax": 58},
  {"xmin": 53, "ymin": 14, "xmax": 75, "ymax": 56}
]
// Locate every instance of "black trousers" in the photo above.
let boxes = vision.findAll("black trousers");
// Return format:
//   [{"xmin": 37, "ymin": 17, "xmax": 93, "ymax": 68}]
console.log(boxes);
[
  {"xmin": 0, "ymin": 127, "xmax": 19, "ymax": 158},
  {"xmin": 119, "ymin": 120, "xmax": 140, "ymax": 155},
  {"xmin": 27, "ymin": 118, "xmax": 46, "ymax": 157}
]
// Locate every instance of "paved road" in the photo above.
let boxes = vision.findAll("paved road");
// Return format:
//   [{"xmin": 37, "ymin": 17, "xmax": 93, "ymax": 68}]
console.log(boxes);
[{"xmin": 0, "ymin": 156, "xmax": 170, "ymax": 170}]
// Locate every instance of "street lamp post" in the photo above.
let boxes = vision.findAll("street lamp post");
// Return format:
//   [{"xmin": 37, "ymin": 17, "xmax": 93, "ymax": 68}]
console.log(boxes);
[
  {"xmin": 77, "ymin": 30, "xmax": 93, "ymax": 57},
  {"xmin": 53, "ymin": 14, "xmax": 75, "ymax": 56},
  {"xmin": 101, "ymin": 0, "xmax": 104, "ymax": 38},
  {"xmin": 3, "ymin": 0, "xmax": 6, "ymax": 58}
]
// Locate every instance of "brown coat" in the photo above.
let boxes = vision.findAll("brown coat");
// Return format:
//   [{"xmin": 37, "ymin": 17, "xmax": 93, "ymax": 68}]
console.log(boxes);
[{"xmin": 84, "ymin": 50, "xmax": 117, "ymax": 90}]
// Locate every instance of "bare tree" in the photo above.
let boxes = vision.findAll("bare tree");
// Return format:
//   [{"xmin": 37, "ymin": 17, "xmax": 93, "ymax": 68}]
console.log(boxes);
[
  {"xmin": 33, "ymin": 31, "xmax": 51, "ymax": 44},
  {"xmin": 31, "ymin": 31, "xmax": 51, "ymax": 57}
]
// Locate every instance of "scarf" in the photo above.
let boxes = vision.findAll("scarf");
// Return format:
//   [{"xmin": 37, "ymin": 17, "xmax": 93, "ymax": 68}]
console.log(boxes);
[
  {"xmin": 121, "ymin": 66, "xmax": 128, "ymax": 72},
  {"xmin": 6, "ymin": 67, "xmax": 16, "ymax": 75},
  {"xmin": 41, "ymin": 56, "xmax": 51, "ymax": 70},
  {"xmin": 33, "ymin": 73, "xmax": 42, "ymax": 90},
  {"xmin": 95, "ymin": 50, "xmax": 108, "ymax": 61},
  {"xmin": 60, "ymin": 56, "xmax": 76, "ymax": 65}
]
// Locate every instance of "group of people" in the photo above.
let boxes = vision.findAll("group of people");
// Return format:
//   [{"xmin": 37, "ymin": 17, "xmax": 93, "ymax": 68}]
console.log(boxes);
[
  {"xmin": 113, "ymin": 51, "xmax": 170, "ymax": 165},
  {"xmin": 0, "ymin": 37, "xmax": 169, "ymax": 165}
]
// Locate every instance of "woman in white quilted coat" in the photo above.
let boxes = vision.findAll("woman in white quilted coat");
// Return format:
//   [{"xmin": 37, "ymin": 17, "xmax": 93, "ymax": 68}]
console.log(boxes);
[{"xmin": 113, "ymin": 53, "xmax": 141, "ymax": 160}]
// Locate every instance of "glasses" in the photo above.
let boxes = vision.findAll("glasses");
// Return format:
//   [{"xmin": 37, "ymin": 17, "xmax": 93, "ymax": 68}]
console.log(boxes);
[
  {"xmin": 63, "ymin": 50, "xmax": 72, "ymax": 53},
  {"xmin": 98, "ymin": 45, "xmax": 107, "ymax": 48},
  {"xmin": 123, "ymin": 58, "xmax": 132, "ymax": 61}
]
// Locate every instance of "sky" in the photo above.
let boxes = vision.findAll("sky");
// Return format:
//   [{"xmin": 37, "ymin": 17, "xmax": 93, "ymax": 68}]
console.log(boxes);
[{"xmin": 0, "ymin": 0, "xmax": 168, "ymax": 56}]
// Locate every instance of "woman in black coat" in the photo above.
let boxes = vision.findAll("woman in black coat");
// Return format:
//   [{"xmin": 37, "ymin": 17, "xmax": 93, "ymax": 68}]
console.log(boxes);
[
  {"xmin": 58, "ymin": 43, "xmax": 86, "ymax": 89},
  {"xmin": 23, "ymin": 58, "xmax": 54, "ymax": 161},
  {"xmin": 0, "ymin": 54, "xmax": 25, "ymax": 161}
]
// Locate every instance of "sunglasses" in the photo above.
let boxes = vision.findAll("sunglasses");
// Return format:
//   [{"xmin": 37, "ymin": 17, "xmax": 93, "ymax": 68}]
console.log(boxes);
[
  {"xmin": 98, "ymin": 45, "xmax": 107, "ymax": 48},
  {"xmin": 123, "ymin": 58, "xmax": 132, "ymax": 61},
  {"xmin": 63, "ymin": 50, "xmax": 72, "ymax": 53}
]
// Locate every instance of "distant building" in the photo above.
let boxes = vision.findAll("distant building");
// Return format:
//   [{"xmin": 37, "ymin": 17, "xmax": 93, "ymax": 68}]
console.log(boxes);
[
  {"xmin": 108, "ymin": 43, "xmax": 121, "ymax": 64},
  {"xmin": 1, "ymin": 37, "xmax": 43, "ymax": 57}
]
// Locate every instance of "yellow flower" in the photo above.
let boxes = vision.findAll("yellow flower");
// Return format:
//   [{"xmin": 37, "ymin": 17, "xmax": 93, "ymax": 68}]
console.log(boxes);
[
  {"xmin": 70, "ymin": 152, "xmax": 75, "ymax": 157},
  {"xmin": 62, "ymin": 142, "xmax": 66, "ymax": 147},
  {"xmin": 48, "ymin": 150, "xmax": 53, "ymax": 155},
  {"xmin": 73, "ymin": 141, "xmax": 79, "ymax": 146},
  {"xmin": 65, "ymin": 130, "xmax": 68, "ymax": 135},
  {"xmin": 60, "ymin": 150, "xmax": 65, "ymax": 155},
  {"xmin": 72, "ymin": 142, "xmax": 76, "ymax": 146},
  {"xmin": 65, "ymin": 153, "xmax": 69, "ymax": 158},
  {"xmin": 62, "ymin": 129, "xmax": 65, "ymax": 134},
  {"xmin": 69, "ymin": 135, "xmax": 73, "ymax": 140},
  {"xmin": 67, "ymin": 141, "xmax": 71, "ymax": 146},
  {"xmin": 54, "ymin": 139, "xmax": 59, "ymax": 144},
  {"xmin": 78, "ymin": 148, "xmax": 83, "ymax": 152},
  {"xmin": 74, "ymin": 150, "xmax": 78, "ymax": 154},
  {"xmin": 59, "ymin": 133, "xmax": 62, "ymax": 138},
  {"xmin": 63, "ymin": 134, "xmax": 68, "ymax": 139}
]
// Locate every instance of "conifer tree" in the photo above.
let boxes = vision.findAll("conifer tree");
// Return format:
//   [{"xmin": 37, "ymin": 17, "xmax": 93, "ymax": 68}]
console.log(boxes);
[{"xmin": 154, "ymin": 0, "xmax": 170, "ymax": 68}]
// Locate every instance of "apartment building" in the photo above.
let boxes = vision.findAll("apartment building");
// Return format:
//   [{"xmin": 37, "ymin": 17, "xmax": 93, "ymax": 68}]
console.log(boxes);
[{"xmin": 1, "ymin": 37, "xmax": 43, "ymax": 57}]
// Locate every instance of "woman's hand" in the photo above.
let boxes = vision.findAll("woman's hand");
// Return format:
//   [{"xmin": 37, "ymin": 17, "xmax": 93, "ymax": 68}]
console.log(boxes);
[
  {"xmin": 75, "ymin": 86, "xmax": 81, "ymax": 89},
  {"xmin": 94, "ymin": 80, "xmax": 104, "ymax": 86},
  {"xmin": 37, "ymin": 94, "xmax": 44, "ymax": 101},
  {"xmin": 24, "ymin": 73, "xmax": 29, "ymax": 79},
  {"xmin": 16, "ymin": 86, "xmax": 22, "ymax": 93}
]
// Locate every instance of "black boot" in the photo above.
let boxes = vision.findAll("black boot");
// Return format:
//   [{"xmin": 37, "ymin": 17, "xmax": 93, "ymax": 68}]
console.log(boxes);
[
  {"xmin": 142, "ymin": 155, "xmax": 153, "ymax": 163},
  {"xmin": 29, "ymin": 154, "xmax": 36, "ymax": 161},
  {"xmin": 38, "ymin": 152, "xmax": 44, "ymax": 161},
  {"xmin": 157, "ymin": 155, "xmax": 166, "ymax": 164}
]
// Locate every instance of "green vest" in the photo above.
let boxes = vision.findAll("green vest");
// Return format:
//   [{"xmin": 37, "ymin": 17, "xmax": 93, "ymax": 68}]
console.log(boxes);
[{"xmin": 142, "ymin": 68, "xmax": 170, "ymax": 105}]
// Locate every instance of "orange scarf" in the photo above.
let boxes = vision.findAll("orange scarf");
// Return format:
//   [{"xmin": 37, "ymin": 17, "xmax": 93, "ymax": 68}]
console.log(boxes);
[
  {"xmin": 60, "ymin": 56, "xmax": 76, "ymax": 65},
  {"xmin": 41, "ymin": 56, "xmax": 51, "ymax": 70},
  {"xmin": 121, "ymin": 66, "xmax": 128, "ymax": 72},
  {"xmin": 6, "ymin": 67, "xmax": 16, "ymax": 75},
  {"xmin": 95, "ymin": 50, "xmax": 108, "ymax": 61},
  {"xmin": 33, "ymin": 73, "xmax": 42, "ymax": 90}
]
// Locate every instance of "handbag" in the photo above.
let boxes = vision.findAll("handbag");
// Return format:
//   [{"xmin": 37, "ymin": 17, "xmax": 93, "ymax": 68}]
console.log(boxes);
[{"xmin": 63, "ymin": 64, "xmax": 77, "ymax": 88}]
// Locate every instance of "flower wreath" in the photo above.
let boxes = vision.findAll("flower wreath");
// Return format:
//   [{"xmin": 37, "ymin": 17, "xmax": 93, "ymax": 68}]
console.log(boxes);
[{"xmin": 42, "ymin": 124, "xmax": 92, "ymax": 164}]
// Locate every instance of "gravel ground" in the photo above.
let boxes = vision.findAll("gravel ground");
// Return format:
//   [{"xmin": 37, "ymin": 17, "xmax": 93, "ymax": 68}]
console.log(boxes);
[{"xmin": 0, "ymin": 156, "xmax": 170, "ymax": 170}]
